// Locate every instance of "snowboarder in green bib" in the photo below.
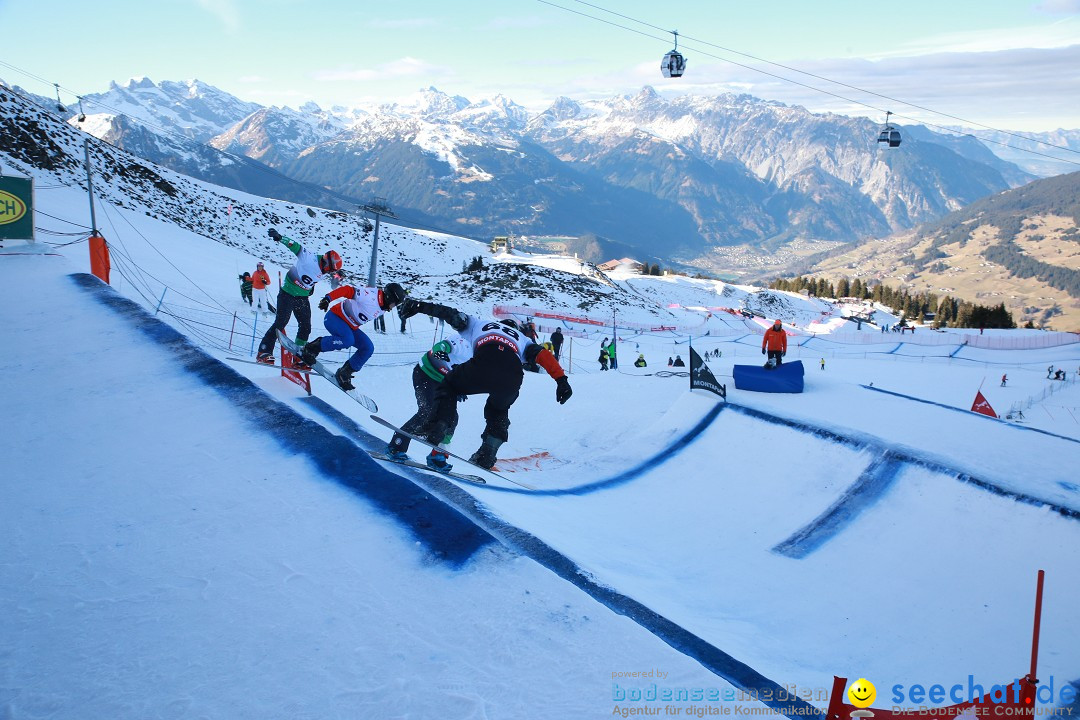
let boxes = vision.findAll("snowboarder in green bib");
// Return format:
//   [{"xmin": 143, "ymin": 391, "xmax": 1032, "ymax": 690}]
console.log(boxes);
[{"xmin": 256, "ymin": 227, "xmax": 343, "ymax": 364}]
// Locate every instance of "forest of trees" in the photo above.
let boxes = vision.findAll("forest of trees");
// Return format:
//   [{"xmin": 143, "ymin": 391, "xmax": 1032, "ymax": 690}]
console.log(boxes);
[{"xmin": 769, "ymin": 275, "xmax": 1017, "ymax": 329}]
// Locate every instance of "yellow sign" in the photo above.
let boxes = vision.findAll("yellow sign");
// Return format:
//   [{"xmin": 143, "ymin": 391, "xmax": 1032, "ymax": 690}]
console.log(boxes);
[{"xmin": 0, "ymin": 189, "xmax": 27, "ymax": 225}]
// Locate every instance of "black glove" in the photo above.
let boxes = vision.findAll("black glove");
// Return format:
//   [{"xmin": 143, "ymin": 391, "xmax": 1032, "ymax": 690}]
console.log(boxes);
[
  {"xmin": 397, "ymin": 297, "xmax": 420, "ymax": 320},
  {"xmin": 268, "ymin": 228, "xmax": 282, "ymax": 241},
  {"xmin": 761, "ymin": 348, "xmax": 766, "ymax": 355},
  {"xmin": 318, "ymin": 296, "xmax": 330, "ymax": 311},
  {"xmin": 782, "ymin": 350, "xmax": 786, "ymax": 357},
  {"xmin": 457, "ymin": 394, "xmax": 468, "ymax": 402},
  {"xmin": 555, "ymin": 376, "xmax": 572, "ymax": 404}
]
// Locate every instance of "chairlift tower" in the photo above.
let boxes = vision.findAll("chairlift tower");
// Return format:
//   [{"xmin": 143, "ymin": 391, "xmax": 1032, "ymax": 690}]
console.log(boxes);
[{"xmin": 360, "ymin": 196, "xmax": 396, "ymax": 287}]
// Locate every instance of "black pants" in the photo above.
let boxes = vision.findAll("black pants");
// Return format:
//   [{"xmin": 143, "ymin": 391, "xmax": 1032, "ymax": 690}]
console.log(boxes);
[
  {"xmin": 389, "ymin": 365, "xmax": 459, "ymax": 453},
  {"xmin": 766, "ymin": 350, "xmax": 784, "ymax": 367},
  {"xmin": 258, "ymin": 288, "xmax": 312, "ymax": 356},
  {"xmin": 423, "ymin": 343, "xmax": 523, "ymax": 446}
]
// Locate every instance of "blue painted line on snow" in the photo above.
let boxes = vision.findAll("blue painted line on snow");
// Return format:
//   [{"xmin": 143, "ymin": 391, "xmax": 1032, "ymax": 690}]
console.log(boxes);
[
  {"xmin": 860, "ymin": 384, "xmax": 1080, "ymax": 445},
  {"xmin": 948, "ymin": 344, "xmax": 965, "ymax": 357},
  {"xmin": 295, "ymin": 400, "xmax": 822, "ymax": 720},
  {"xmin": 887, "ymin": 342, "xmax": 904, "ymax": 354},
  {"xmin": 725, "ymin": 403, "xmax": 1080, "ymax": 527},
  {"xmin": 303, "ymin": 395, "xmax": 727, "ymax": 497},
  {"xmin": 70, "ymin": 273, "xmax": 495, "ymax": 567},
  {"xmin": 772, "ymin": 452, "xmax": 906, "ymax": 558}
]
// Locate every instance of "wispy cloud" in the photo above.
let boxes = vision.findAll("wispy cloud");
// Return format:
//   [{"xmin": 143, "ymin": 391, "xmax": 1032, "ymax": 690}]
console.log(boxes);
[
  {"xmin": 1036, "ymin": 0, "xmax": 1080, "ymax": 14},
  {"xmin": 484, "ymin": 15, "xmax": 550, "ymax": 30},
  {"xmin": 194, "ymin": 0, "xmax": 240, "ymax": 32},
  {"xmin": 366, "ymin": 18, "xmax": 438, "ymax": 29},
  {"xmin": 312, "ymin": 57, "xmax": 454, "ymax": 83},
  {"xmin": 673, "ymin": 44, "xmax": 1080, "ymax": 131},
  {"xmin": 871, "ymin": 18, "xmax": 1080, "ymax": 57}
]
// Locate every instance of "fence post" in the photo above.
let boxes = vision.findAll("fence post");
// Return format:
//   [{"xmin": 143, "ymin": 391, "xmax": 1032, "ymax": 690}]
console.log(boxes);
[
  {"xmin": 154, "ymin": 287, "xmax": 167, "ymax": 315},
  {"xmin": 250, "ymin": 313, "xmax": 259, "ymax": 356},
  {"xmin": 229, "ymin": 311, "xmax": 238, "ymax": 350}
]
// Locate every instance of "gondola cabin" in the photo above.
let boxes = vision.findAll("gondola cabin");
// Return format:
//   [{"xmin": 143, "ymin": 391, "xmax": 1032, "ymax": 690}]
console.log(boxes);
[
  {"xmin": 661, "ymin": 49, "xmax": 686, "ymax": 78},
  {"xmin": 877, "ymin": 111, "xmax": 901, "ymax": 148},
  {"xmin": 661, "ymin": 30, "xmax": 686, "ymax": 78},
  {"xmin": 877, "ymin": 128, "xmax": 902, "ymax": 147}
]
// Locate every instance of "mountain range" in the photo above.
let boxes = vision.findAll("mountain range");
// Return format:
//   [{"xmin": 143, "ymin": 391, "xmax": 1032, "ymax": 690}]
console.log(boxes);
[{"xmin": 30, "ymin": 77, "xmax": 1069, "ymax": 277}]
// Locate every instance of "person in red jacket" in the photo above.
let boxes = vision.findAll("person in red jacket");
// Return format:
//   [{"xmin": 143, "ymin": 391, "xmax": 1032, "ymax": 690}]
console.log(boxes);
[
  {"xmin": 761, "ymin": 319, "xmax": 787, "ymax": 368},
  {"xmin": 250, "ymin": 261, "xmax": 273, "ymax": 313}
]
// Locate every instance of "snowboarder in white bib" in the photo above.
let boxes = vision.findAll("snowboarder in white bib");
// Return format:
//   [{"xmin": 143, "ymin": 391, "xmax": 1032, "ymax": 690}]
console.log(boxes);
[
  {"xmin": 386, "ymin": 333, "xmax": 473, "ymax": 466},
  {"xmin": 298, "ymin": 282, "xmax": 407, "ymax": 391},
  {"xmin": 397, "ymin": 299, "xmax": 572, "ymax": 472},
  {"xmin": 256, "ymin": 228, "xmax": 343, "ymax": 364}
]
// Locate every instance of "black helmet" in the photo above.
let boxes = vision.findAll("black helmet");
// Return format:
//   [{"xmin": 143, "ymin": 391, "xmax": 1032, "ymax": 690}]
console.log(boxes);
[
  {"xmin": 499, "ymin": 318, "xmax": 520, "ymax": 331},
  {"xmin": 382, "ymin": 282, "xmax": 406, "ymax": 309}
]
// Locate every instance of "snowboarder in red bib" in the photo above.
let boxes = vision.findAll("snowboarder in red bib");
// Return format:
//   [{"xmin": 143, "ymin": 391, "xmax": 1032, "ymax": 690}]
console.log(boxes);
[
  {"xmin": 761, "ymin": 319, "xmax": 787, "ymax": 369},
  {"xmin": 256, "ymin": 228, "xmax": 343, "ymax": 363},
  {"xmin": 298, "ymin": 282, "xmax": 407, "ymax": 391},
  {"xmin": 397, "ymin": 299, "xmax": 572, "ymax": 472}
]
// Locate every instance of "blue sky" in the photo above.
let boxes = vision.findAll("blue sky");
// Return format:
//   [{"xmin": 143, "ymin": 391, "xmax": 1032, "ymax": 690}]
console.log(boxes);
[{"xmin": 2, "ymin": 0, "xmax": 1080, "ymax": 131}]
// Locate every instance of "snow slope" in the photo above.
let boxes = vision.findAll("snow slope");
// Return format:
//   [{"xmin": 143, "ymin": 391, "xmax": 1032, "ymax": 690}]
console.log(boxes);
[{"xmin": 2, "ymin": 120, "xmax": 1080, "ymax": 718}]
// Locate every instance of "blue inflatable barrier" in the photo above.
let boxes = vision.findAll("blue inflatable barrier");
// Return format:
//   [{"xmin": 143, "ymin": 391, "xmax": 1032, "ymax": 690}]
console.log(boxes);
[{"xmin": 733, "ymin": 360, "xmax": 805, "ymax": 393}]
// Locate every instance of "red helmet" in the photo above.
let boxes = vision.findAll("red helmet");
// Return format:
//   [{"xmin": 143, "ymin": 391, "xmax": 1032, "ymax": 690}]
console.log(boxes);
[{"xmin": 319, "ymin": 250, "xmax": 342, "ymax": 273}]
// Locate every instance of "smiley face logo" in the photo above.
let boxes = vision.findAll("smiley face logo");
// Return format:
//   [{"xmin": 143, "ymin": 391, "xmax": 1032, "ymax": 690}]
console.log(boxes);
[{"xmin": 847, "ymin": 678, "xmax": 876, "ymax": 708}]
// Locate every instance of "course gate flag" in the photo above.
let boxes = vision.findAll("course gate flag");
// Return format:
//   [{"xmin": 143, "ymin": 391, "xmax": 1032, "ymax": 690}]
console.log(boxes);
[
  {"xmin": 971, "ymin": 390, "xmax": 997, "ymax": 418},
  {"xmin": 690, "ymin": 347, "xmax": 726, "ymax": 400}
]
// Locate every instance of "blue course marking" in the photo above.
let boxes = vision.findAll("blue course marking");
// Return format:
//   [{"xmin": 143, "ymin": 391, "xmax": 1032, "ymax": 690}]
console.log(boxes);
[
  {"xmin": 861, "ymin": 384, "xmax": 1080, "ymax": 445},
  {"xmin": 70, "ymin": 273, "xmax": 495, "ymax": 567},
  {"xmin": 297, "ymin": 400, "xmax": 822, "ymax": 720},
  {"xmin": 305, "ymin": 396, "xmax": 727, "ymax": 497},
  {"xmin": 726, "ymin": 403, "xmax": 1080, "ymax": 527},
  {"xmin": 948, "ymin": 344, "xmax": 965, "ymax": 358},
  {"xmin": 773, "ymin": 452, "xmax": 906, "ymax": 558},
  {"xmin": 887, "ymin": 342, "xmax": 904, "ymax": 354}
]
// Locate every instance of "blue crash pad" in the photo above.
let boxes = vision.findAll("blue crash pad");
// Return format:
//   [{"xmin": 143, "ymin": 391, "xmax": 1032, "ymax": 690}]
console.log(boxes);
[{"xmin": 733, "ymin": 360, "xmax": 805, "ymax": 393}]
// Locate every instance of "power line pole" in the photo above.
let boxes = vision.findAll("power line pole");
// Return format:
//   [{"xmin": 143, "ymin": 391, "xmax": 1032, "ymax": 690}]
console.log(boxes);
[{"xmin": 360, "ymin": 196, "xmax": 396, "ymax": 287}]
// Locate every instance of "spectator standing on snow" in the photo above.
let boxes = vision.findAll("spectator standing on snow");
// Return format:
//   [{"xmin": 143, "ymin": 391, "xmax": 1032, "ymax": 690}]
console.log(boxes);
[
  {"xmin": 550, "ymin": 327, "xmax": 564, "ymax": 362},
  {"xmin": 239, "ymin": 272, "xmax": 253, "ymax": 306},
  {"xmin": 250, "ymin": 262, "xmax": 272, "ymax": 313},
  {"xmin": 762, "ymin": 319, "xmax": 787, "ymax": 368},
  {"xmin": 1001, "ymin": 374, "xmax": 1007, "ymax": 387}
]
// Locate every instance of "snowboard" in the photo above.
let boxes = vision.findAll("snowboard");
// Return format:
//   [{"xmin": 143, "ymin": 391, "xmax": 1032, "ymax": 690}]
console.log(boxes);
[
  {"xmin": 368, "ymin": 414, "xmax": 536, "ymax": 490},
  {"xmin": 368, "ymin": 450, "xmax": 487, "ymax": 485},
  {"xmin": 276, "ymin": 331, "xmax": 378, "ymax": 413}
]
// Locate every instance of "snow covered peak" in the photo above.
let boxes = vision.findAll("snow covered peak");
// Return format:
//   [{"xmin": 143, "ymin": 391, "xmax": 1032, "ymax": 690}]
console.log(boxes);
[
  {"xmin": 391, "ymin": 86, "xmax": 472, "ymax": 120},
  {"xmin": 84, "ymin": 77, "xmax": 261, "ymax": 142}
]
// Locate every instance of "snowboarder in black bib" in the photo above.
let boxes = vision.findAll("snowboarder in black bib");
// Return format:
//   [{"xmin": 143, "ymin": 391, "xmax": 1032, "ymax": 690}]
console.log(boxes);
[{"xmin": 397, "ymin": 299, "xmax": 572, "ymax": 472}]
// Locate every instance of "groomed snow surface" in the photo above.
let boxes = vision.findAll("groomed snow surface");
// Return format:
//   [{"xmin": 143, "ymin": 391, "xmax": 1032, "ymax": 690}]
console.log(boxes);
[{"xmin": 3, "ymin": 196, "xmax": 1080, "ymax": 719}]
